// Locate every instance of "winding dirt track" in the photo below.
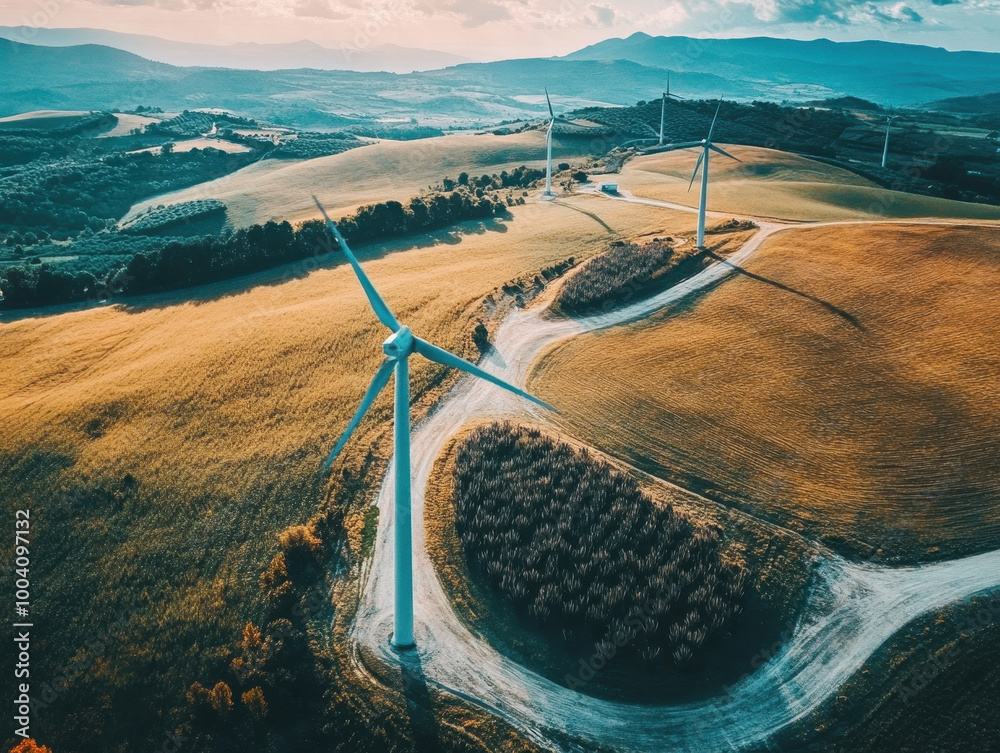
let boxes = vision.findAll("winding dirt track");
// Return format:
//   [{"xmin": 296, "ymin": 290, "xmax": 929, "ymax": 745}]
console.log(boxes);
[{"xmin": 348, "ymin": 188, "xmax": 1000, "ymax": 752}]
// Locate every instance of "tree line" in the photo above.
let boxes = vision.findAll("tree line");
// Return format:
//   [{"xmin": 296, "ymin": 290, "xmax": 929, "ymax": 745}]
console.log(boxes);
[{"xmin": 0, "ymin": 192, "xmax": 508, "ymax": 308}]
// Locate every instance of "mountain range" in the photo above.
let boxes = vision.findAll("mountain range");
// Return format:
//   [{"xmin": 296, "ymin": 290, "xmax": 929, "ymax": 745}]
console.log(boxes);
[
  {"xmin": 1, "ymin": 31, "xmax": 999, "ymax": 129},
  {"xmin": 0, "ymin": 26, "xmax": 468, "ymax": 73}
]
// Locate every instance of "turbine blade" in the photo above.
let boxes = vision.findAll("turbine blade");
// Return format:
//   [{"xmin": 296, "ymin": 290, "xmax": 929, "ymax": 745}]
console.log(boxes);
[
  {"xmin": 688, "ymin": 149, "xmax": 705, "ymax": 192},
  {"xmin": 706, "ymin": 101, "xmax": 722, "ymax": 143},
  {"xmin": 642, "ymin": 139, "xmax": 704, "ymax": 154},
  {"xmin": 313, "ymin": 196, "xmax": 400, "ymax": 332},
  {"xmin": 710, "ymin": 144, "xmax": 742, "ymax": 162},
  {"xmin": 412, "ymin": 337, "xmax": 557, "ymax": 412},
  {"xmin": 545, "ymin": 87, "xmax": 554, "ymax": 118},
  {"xmin": 323, "ymin": 358, "xmax": 394, "ymax": 470}
]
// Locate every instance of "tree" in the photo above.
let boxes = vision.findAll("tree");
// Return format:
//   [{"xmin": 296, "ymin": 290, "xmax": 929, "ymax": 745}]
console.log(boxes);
[
  {"xmin": 457, "ymin": 171, "xmax": 469, "ymax": 185},
  {"xmin": 161, "ymin": 142, "xmax": 174, "ymax": 155},
  {"xmin": 11, "ymin": 740, "xmax": 52, "ymax": 753},
  {"xmin": 242, "ymin": 687, "xmax": 268, "ymax": 718},
  {"xmin": 209, "ymin": 682, "xmax": 233, "ymax": 717}
]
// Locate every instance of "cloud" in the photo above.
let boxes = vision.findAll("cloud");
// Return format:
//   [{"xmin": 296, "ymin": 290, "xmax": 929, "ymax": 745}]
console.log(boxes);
[
  {"xmin": 293, "ymin": 0, "xmax": 350, "ymax": 19},
  {"xmin": 447, "ymin": 0, "xmax": 511, "ymax": 27},
  {"xmin": 727, "ymin": 0, "xmax": 928, "ymax": 24},
  {"xmin": 588, "ymin": 3, "xmax": 616, "ymax": 26}
]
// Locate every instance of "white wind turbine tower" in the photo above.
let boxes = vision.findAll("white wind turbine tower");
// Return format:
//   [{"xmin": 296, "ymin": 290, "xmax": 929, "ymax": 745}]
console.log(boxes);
[
  {"xmin": 542, "ymin": 88, "xmax": 596, "ymax": 197},
  {"xmin": 313, "ymin": 197, "xmax": 555, "ymax": 650},
  {"xmin": 882, "ymin": 114, "xmax": 896, "ymax": 168},
  {"xmin": 653, "ymin": 101, "xmax": 740, "ymax": 248},
  {"xmin": 656, "ymin": 71, "xmax": 685, "ymax": 147}
]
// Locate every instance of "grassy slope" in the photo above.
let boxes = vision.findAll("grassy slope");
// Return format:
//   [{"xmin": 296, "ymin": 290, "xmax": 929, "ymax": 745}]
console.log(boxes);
[
  {"xmin": 530, "ymin": 223, "xmax": 1000, "ymax": 562},
  {"xmin": 619, "ymin": 145, "xmax": 1000, "ymax": 222},
  {"xmin": 0, "ymin": 192, "xmax": 673, "ymax": 749},
  {"xmin": 121, "ymin": 130, "xmax": 597, "ymax": 229}
]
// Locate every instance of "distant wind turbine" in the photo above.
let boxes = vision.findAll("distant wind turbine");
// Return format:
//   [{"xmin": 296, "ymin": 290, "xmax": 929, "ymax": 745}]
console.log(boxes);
[
  {"xmin": 882, "ymin": 114, "xmax": 896, "ymax": 168},
  {"xmin": 653, "ymin": 101, "xmax": 740, "ymax": 248},
  {"xmin": 543, "ymin": 88, "xmax": 597, "ymax": 197},
  {"xmin": 313, "ymin": 197, "xmax": 555, "ymax": 650},
  {"xmin": 657, "ymin": 71, "xmax": 685, "ymax": 147}
]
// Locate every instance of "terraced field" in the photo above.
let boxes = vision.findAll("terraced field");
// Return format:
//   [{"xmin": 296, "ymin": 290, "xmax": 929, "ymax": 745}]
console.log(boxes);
[{"xmin": 530, "ymin": 223, "xmax": 1000, "ymax": 560}]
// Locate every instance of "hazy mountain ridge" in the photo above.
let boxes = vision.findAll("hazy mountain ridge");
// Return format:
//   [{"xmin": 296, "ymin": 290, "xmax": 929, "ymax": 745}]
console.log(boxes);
[
  {"xmin": 2, "ymin": 33, "xmax": 999, "ymax": 129},
  {"xmin": 564, "ymin": 32, "xmax": 1000, "ymax": 103},
  {"xmin": 0, "ymin": 25, "xmax": 469, "ymax": 73}
]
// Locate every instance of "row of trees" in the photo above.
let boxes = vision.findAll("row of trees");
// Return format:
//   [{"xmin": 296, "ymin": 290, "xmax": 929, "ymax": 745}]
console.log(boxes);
[
  {"xmin": 0, "ymin": 192, "xmax": 508, "ymax": 308},
  {"xmin": 453, "ymin": 423, "xmax": 749, "ymax": 668}
]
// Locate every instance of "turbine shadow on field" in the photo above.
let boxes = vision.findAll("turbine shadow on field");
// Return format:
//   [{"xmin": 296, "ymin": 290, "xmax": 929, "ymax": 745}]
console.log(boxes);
[
  {"xmin": 399, "ymin": 650, "xmax": 440, "ymax": 753},
  {"xmin": 111, "ymin": 215, "xmax": 513, "ymax": 315},
  {"xmin": 704, "ymin": 249, "xmax": 866, "ymax": 331},
  {"xmin": 552, "ymin": 199, "xmax": 618, "ymax": 234}
]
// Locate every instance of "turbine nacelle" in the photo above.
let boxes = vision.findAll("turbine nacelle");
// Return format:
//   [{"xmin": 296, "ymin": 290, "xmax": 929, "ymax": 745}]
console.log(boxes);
[{"xmin": 383, "ymin": 326, "xmax": 414, "ymax": 360}]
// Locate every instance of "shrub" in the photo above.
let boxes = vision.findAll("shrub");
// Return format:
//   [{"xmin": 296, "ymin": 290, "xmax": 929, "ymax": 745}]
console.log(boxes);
[{"xmin": 453, "ymin": 422, "xmax": 748, "ymax": 667}]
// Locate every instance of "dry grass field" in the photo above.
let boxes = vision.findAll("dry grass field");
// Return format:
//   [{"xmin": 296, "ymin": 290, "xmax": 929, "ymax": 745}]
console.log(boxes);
[
  {"xmin": 0, "ymin": 109, "xmax": 92, "ymax": 128},
  {"xmin": 121, "ymin": 130, "xmax": 599, "ymax": 229},
  {"xmin": 620, "ymin": 146, "xmax": 1000, "ymax": 222},
  {"xmin": 530, "ymin": 223, "xmax": 1000, "ymax": 561},
  {"xmin": 128, "ymin": 137, "xmax": 252, "ymax": 155},
  {"xmin": 0, "ymin": 193, "xmax": 677, "ymax": 750}
]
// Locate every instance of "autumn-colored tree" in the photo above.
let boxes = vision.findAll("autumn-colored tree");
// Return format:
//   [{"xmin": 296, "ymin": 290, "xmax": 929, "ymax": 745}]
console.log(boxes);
[
  {"xmin": 242, "ymin": 687, "xmax": 268, "ymax": 718},
  {"xmin": 209, "ymin": 682, "xmax": 233, "ymax": 717},
  {"xmin": 186, "ymin": 681, "xmax": 211, "ymax": 707},
  {"xmin": 278, "ymin": 523, "xmax": 322, "ymax": 553},
  {"xmin": 241, "ymin": 621, "xmax": 262, "ymax": 651},
  {"xmin": 11, "ymin": 740, "xmax": 52, "ymax": 753}
]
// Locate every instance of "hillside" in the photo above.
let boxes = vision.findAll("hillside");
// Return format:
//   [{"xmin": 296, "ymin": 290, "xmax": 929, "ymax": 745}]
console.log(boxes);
[
  {"xmin": 617, "ymin": 145, "xmax": 1000, "ymax": 221},
  {"xmin": 0, "ymin": 193, "xmax": 676, "ymax": 753},
  {"xmin": 120, "ymin": 130, "xmax": 600, "ymax": 228},
  {"xmin": 531, "ymin": 222, "xmax": 1000, "ymax": 562}
]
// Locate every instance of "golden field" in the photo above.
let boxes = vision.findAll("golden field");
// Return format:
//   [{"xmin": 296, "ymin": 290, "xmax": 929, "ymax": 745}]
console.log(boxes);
[
  {"xmin": 121, "ymin": 130, "xmax": 599, "ymax": 229},
  {"xmin": 620, "ymin": 145, "xmax": 1000, "ymax": 222},
  {"xmin": 0, "ymin": 193, "xmax": 679, "ymax": 748},
  {"xmin": 530, "ymin": 223, "xmax": 1000, "ymax": 560}
]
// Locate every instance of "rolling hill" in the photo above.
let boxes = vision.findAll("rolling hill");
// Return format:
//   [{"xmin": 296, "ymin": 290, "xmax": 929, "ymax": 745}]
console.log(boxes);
[{"xmin": 617, "ymin": 146, "xmax": 1000, "ymax": 222}]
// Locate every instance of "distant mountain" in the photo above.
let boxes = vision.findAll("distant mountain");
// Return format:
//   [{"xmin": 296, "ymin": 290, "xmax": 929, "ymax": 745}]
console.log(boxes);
[
  {"xmin": 0, "ymin": 26, "xmax": 469, "ymax": 73},
  {"xmin": 923, "ymin": 91, "xmax": 1000, "ymax": 116},
  {"xmin": 563, "ymin": 32, "xmax": 1000, "ymax": 105},
  {"xmin": 0, "ymin": 39, "xmax": 689, "ymax": 127},
  {"xmin": 3, "ymin": 35, "xmax": 999, "ymax": 130}
]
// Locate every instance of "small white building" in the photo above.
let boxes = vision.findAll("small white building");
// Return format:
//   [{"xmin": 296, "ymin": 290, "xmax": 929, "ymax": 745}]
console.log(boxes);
[{"xmin": 599, "ymin": 182, "xmax": 619, "ymax": 194}]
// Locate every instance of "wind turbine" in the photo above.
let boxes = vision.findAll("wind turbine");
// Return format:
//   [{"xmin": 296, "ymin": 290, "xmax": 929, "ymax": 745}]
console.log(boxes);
[
  {"xmin": 312, "ymin": 197, "xmax": 555, "ymax": 650},
  {"xmin": 881, "ymin": 114, "xmax": 896, "ymax": 168},
  {"xmin": 656, "ymin": 71, "xmax": 685, "ymax": 147},
  {"xmin": 542, "ymin": 88, "xmax": 596, "ymax": 197},
  {"xmin": 652, "ymin": 102, "xmax": 740, "ymax": 249}
]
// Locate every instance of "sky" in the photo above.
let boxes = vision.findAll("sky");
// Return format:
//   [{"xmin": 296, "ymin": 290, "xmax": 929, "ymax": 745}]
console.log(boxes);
[{"xmin": 2, "ymin": 0, "xmax": 1000, "ymax": 60}]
